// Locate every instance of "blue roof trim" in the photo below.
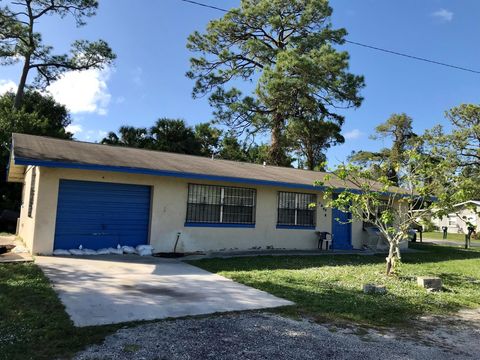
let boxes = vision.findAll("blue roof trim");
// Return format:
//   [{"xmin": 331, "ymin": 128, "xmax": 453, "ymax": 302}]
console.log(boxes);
[
  {"xmin": 13, "ymin": 156, "xmax": 420, "ymax": 199},
  {"xmin": 13, "ymin": 157, "xmax": 328, "ymax": 191},
  {"xmin": 184, "ymin": 222, "xmax": 255, "ymax": 228}
]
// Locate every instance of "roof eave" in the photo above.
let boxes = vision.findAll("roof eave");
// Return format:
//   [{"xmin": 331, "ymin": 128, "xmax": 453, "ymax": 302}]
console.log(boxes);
[{"xmin": 6, "ymin": 139, "xmax": 25, "ymax": 183}]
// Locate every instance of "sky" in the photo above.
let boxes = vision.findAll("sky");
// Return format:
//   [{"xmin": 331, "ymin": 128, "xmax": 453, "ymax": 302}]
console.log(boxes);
[{"xmin": 1, "ymin": 0, "xmax": 479, "ymax": 166}]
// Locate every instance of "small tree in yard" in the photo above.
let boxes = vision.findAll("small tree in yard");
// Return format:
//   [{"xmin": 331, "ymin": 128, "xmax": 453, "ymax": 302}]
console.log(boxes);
[{"xmin": 318, "ymin": 148, "xmax": 455, "ymax": 275}]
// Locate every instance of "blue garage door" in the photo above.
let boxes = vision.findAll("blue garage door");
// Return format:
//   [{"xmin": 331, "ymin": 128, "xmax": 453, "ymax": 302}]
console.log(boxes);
[
  {"xmin": 54, "ymin": 180, "xmax": 151, "ymax": 250},
  {"xmin": 331, "ymin": 207, "xmax": 352, "ymax": 250}
]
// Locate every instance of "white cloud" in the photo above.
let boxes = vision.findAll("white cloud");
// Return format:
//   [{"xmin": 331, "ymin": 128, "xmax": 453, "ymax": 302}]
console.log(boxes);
[
  {"xmin": 46, "ymin": 68, "xmax": 112, "ymax": 115},
  {"xmin": 115, "ymin": 96, "xmax": 126, "ymax": 104},
  {"xmin": 81, "ymin": 129, "xmax": 108, "ymax": 142},
  {"xmin": 344, "ymin": 129, "xmax": 363, "ymax": 140},
  {"xmin": 65, "ymin": 124, "xmax": 83, "ymax": 135},
  {"xmin": 0, "ymin": 80, "xmax": 16, "ymax": 95},
  {"xmin": 432, "ymin": 8, "xmax": 453, "ymax": 22},
  {"xmin": 97, "ymin": 130, "xmax": 107, "ymax": 138},
  {"xmin": 132, "ymin": 67, "xmax": 143, "ymax": 86}
]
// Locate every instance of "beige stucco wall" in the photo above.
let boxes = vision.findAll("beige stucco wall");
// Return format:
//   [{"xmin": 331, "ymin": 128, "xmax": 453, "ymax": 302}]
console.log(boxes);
[
  {"xmin": 432, "ymin": 205, "xmax": 480, "ymax": 234},
  {"xmin": 17, "ymin": 166, "xmax": 38, "ymax": 251},
  {"xmin": 21, "ymin": 166, "xmax": 372, "ymax": 255}
]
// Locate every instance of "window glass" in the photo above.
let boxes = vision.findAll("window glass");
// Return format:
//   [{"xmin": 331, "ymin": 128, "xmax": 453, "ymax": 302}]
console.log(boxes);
[
  {"xmin": 277, "ymin": 191, "xmax": 316, "ymax": 227},
  {"xmin": 186, "ymin": 184, "xmax": 256, "ymax": 224}
]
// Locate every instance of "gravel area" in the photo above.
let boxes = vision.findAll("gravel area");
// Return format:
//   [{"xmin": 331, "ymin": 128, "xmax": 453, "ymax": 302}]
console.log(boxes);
[{"xmin": 74, "ymin": 311, "xmax": 480, "ymax": 360}]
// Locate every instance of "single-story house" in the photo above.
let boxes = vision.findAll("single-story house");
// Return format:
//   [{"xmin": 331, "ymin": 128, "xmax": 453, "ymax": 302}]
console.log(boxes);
[
  {"xmin": 430, "ymin": 200, "xmax": 480, "ymax": 234},
  {"xmin": 7, "ymin": 133, "xmax": 400, "ymax": 255}
]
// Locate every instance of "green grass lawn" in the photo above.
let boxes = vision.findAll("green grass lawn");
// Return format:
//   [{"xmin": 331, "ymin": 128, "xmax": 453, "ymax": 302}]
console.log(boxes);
[
  {"xmin": 2, "ymin": 244, "xmax": 480, "ymax": 359},
  {"xmin": 0, "ymin": 263, "xmax": 122, "ymax": 360},
  {"xmin": 422, "ymin": 231, "xmax": 479, "ymax": 242},
  {"xmin": 189, "ymin": 243, "xmax": 480, "ymax": 326}
]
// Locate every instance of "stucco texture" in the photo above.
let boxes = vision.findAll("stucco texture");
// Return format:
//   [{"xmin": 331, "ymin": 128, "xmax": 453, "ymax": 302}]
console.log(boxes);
[
  {"xmin": 432, "ymin": 205, "xmax": 480, "ymax": 234},
  {"xmin": 19, "ymin": 167, "xmax": 370, "ymax": 255}
]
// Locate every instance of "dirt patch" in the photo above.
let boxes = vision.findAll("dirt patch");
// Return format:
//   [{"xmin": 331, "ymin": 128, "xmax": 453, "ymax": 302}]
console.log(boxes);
[
  {"xmin": 120, "ymin": 284, "xmax": 203, "ymax": 300},
  {"xmin": 74, "ymin": 310, "xmax": 480, "ymax": 359},
  {"xmin": 412, "ymin": 309, "xmax": 480, "ymax": 352}
]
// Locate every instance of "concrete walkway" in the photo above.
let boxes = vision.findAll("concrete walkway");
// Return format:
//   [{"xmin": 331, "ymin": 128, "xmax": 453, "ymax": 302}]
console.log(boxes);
[
  {"xmin": 422, "ymin": 238, "xmax": 480, "ymax": 248},
  {"xmin": 36, "ymin": 255, "xmax": 293, "ymax": 327}
]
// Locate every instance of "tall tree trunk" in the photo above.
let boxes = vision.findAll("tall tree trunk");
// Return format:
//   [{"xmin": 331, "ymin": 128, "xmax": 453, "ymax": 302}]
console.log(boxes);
[
  {"xmin": 14, "ymin": 56, "xmax": 31, "ymax": 110},
  {"xmin": 306, "ymin": 147, "xmax": 314, "ymax": 170},
  {"xmin": 268, "ymin": 113, "xmax": 285, "ymax": 166}
]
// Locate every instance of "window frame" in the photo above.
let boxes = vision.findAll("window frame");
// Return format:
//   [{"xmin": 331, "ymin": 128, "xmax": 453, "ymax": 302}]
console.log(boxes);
[
  {"xmin": 448, "ymin": 214, "xmax": 457, "ymax": 226},
  {"xmin": 276, "ymin": 191, "xmax": 317, "ymax": 229},
  {"xmin": 362, "ymin": 198, "xmax": 390, "ymax": 230},
  {"xmin": 185, "ymin": 183, "xmax": 257, "ymax": 228}
]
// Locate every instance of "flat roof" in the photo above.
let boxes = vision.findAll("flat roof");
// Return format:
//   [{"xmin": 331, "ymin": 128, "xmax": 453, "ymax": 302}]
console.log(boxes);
[{"xmin": 8, "ymin": 133, "xmax": 395, "ymax": 193}]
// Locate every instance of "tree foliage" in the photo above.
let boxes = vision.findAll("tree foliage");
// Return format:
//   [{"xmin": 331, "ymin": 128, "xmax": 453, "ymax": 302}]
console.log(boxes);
[
  {"xmin": 102, "ymin": 120, "xmax": 216, "ymax": 157},
  {"xmin": 287, "ymin": 116, "xmax": 344, "ymax": 170},
  {"xmin": 0, "ymin": 0, "xmax": 115, "ymax": 108},
  {"xmin": 187, "ymin": 0, "xmax": 364, "ymax": 166},
  {"xmin": 103, "ymin": 119, "xmax": 204, "ymax": 155},
  {"xmin": 0, "ymin": 90, "xmax": 72, "ymax": 210},
  {"xmin": 149, "ymin": 118, "xmax": 202, "ymax": 155},
  {"xmin": 320, "ymin": 146, "xmax": 456, "ymax": 275},
  {"xmin": 101, "ymin": 119, "xmax": 279, "ymax": 164},
  {"xmin": 349, "ymin": 113, "xmax": 417, "ymax": 185},
  {"xmin": 425, "ymin": 104, "xmax": 480, "ymax": 202},
  {"xmin": 218, "ymin": 135, "xmax": 278, "ymax": 164},
  {"xmin": 194, "ymin": 122, "xmax": 222, "ymax": 157},
  {"xmin": 101, "ymin": 126, "xmax": 150, "ymax": 148}
]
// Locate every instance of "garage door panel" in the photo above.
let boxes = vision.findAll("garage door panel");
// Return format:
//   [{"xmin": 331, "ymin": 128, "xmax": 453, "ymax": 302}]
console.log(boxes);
[
  {"xmin": 57, "ymin": 193, "xmax": 150, "ymax": 203},
  {"xmin": 55, "ymin": 219, "xmax": 150, "ymax": 227},
  {"xmin": 57, "ymin": 195, "xmax": 150, "ymax": 204},
  {"xmin": 54, "ymin": 234, "xmax": 127, "ymax": 250},
  {"xmin": 54, "ymin": 180, "xmax": 151, "ymax": 250},
  {"xmin": 54, "ymin": 212, "xmax": 151, "ymax": 221},
  {"xmin": 55, "ymin": 224, "xmax": 150, "ymax": 234}
]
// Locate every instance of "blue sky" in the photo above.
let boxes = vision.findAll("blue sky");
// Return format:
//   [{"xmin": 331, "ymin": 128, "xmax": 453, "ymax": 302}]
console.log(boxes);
[{"xmin": 1, "ymin": 0, "xmax": 479, "ymax": 165}]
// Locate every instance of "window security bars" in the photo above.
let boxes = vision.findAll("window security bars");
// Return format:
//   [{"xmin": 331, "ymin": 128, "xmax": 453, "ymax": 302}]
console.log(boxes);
[
  {"xmin": 277, "ymin": 192, "xmax": 316, "ymax": 227},
  {"xmin": 186, "ymin": 184, "xmax": 256, "ymax": 224}
]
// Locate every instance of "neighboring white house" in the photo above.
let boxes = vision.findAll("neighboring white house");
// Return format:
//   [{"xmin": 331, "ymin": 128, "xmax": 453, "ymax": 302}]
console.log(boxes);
[
  {"xmin": 431, "ymin": 201, "xmax": 480, "ymax": 234},
  {"xmin": 7, "ymin": 133, "xmax": 407, "ymax": 255}
]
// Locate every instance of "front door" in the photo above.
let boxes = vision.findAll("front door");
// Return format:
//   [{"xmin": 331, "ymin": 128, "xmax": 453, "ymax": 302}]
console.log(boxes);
[{"xmin": 331, "ymin": 205, "xmax": 352, "ymax": 250}]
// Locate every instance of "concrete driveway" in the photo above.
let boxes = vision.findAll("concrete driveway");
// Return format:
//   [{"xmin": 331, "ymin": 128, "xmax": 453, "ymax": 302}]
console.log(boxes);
[{"xmin": 36, "ymin": 255, "xmax": 292, "ymax": 327}]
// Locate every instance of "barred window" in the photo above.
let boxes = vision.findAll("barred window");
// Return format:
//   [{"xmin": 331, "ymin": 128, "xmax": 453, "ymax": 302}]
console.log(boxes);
[
  {"xmin": 186, "ymin": 184, "xmax": 256, "ymax": 224},
  {"xmin": 363, "ymin": 199, "xmax": 390, "ymax": 229},
  {"xmin": 277, "ymin": 192, "xmax": 316, "ymax": 227},
  {"xmin": 28, "ymin": 167, "xmax": 36, "ymax": 218}
]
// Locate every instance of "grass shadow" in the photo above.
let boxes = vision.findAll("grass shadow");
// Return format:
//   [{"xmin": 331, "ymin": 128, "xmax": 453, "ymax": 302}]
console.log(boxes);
[
  {"xmin": 256, "ymin": 279, "xmax": 422, "ymax": 326},
  {"xmin": 404, "ymin": 243, "xmax": 480, "ymax": 264},
  {"xmin": 0, "ymin": 263, "xmax": 123, "ymax": 360},
  {"xmin": 190, "ymin": 243, "xmax": 480, "ymax": 327},
  {"xmin": 190, "ymin": 243, "xmax": 480, "ymax": 274}
]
